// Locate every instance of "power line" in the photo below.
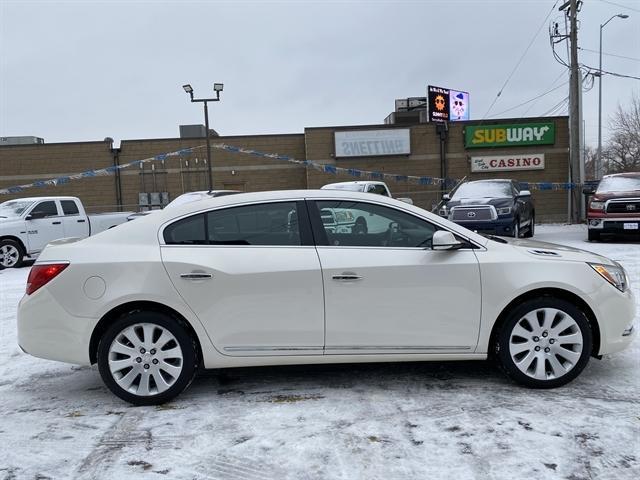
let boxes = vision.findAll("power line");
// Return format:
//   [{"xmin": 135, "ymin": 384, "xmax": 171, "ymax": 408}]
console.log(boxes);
[
  {"xmin": 597, "ymin": 0, "xmax": 640, "ymax": 13},
  {"xmin": 582, "ymin": 64, "xmax": 640, "ymax": 80},
  {"xmin": 482, "ymin": 0, "xmax": 560, "ymax": 119},
  {"xmin": 489, "ymin": 80, "xmax": 569, "ymax": 118},
  {"xmin": 523, "ymin": 69, "xmax": 568, "ymax": 115},
  {"xmin": 578, "ymin": 47, "xmax": 640, "ymax": 63}
]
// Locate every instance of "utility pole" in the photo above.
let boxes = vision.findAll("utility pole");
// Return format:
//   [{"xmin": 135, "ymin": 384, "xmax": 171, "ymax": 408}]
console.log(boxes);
[{"xmin": 568, "ymin": 0, "xmax": 582, "ymax": 223}]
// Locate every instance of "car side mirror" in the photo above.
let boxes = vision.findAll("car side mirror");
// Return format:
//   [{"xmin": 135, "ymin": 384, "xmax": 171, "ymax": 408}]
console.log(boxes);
[
  {"xmin": 26, "ymin": 211, "xmax": 47, "ymax": 220},
  {"xmin": 397, "ymin": 197, "xmax": 413, "ymax": 205},
  {"xmin": 431, "ymin": 231, "xmax": 463, "ymax": 251},
  {"xmin": 582, "ymin": 186, "xmax": 596, "ymax": 195},
  {"xmin": 518, "ymin": 190, "xmax": 531, "ymax": 198},
  {"xmin": 442, "ymin": 194, "xmax": 451, "ymax": 201}
]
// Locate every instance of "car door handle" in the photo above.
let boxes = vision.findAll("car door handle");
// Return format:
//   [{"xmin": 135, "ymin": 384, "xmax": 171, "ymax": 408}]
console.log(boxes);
[
  {"xmin": 332, "ymin": 273, "xmax": 363, "ymax": 281},
  {"xmin": 52, "ymin": 221, "xmax": 62, "ymax": 225},
  {"xmin": 77, "ymin": 219, "xmax": 86, "ymax": 223},
  {"xmin": 180, "ymin": 273, "xmax": 213, "ymax": 280}
]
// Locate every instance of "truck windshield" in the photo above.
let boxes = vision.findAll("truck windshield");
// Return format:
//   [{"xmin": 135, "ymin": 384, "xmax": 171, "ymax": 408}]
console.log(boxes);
[
  {"xmin": 596, "ymin": 176, "xmax": 640, "ymax": 193},
  {"xmin": 452, "ymin": 182, "xmax": 512, "ymax": 199},
  {"xmin": 0, "ymin": 200, "xmax": 35, "ymax": 218}
]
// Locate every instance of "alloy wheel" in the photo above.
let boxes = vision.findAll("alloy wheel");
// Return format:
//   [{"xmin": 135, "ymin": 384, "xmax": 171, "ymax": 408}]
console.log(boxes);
[
  {"xmin": 508, "ymin": 307, "xmax": 583, "ymax": 380},
  {"xmin": 108, "ymin": 322, "xmax": 184, "ymax": 396},
  {"xmin": 0, "ymin": 244, "xmax": 20, "ymax": 268}
]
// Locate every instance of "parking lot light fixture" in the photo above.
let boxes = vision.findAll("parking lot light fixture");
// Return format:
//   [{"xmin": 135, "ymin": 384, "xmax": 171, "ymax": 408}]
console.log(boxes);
[{"xmin": 182, "ymin": 83, "xmax": 223, "ymax": 192}]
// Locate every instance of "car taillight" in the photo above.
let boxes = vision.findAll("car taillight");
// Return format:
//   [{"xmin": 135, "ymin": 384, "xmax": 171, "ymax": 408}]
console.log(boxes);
[{"xmin": 26, "ymin": 263, "xmax": 69, "ymax": 295}]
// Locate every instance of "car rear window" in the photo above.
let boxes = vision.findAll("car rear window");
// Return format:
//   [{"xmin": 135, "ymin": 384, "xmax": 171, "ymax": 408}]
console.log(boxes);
[{"xmin": 163, "ymin": 214, "xmax": 207, "ymax": 245}]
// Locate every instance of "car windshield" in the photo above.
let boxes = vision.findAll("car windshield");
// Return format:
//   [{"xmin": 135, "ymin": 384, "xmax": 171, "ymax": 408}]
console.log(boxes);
[
  {"xmin": 596, "ymin": 176, "xmax": 640, "ymax": 193},
  {"xmin": 325, "ymin": 184, "xmax": 366, "ymax": 192},
  {"xmin": 0, "ymin": 200, "xmax": 35, "ymax": 218},
  {"xmin": 452, "ymin": 182, "xmax": 512, "ymax": 199}
]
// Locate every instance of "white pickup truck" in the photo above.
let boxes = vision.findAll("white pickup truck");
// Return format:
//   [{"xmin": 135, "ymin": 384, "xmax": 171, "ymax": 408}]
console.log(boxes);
[
  {"xmin": 0, "ymin": 196, "xmax": 131, "ymax": 268},
  {"xmin": 320, "ymin": 181, "xmax": 413, "ymax": 204}
]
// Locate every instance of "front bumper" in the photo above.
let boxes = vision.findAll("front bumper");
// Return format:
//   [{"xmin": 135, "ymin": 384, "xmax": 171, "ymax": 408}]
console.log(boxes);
[
  {"xmin": 17, "ymin": 287, "xmax": 96, "ymax": 365},
  {"xmin": 592, "ymin": 284, "xmax": 636, "ymax": 356},
  {"xmin": 587, "ymin": 216, "xmax": 640, "ymax": 235},
  {"xmin": 451, "ymin": 217, "xmax": 515, "ymax": 236}
]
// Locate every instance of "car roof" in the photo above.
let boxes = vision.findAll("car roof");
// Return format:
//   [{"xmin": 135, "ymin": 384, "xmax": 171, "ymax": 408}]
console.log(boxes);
[{"xmin": 0, "ymin": 196, "xmax": 78, "ymax": 202}]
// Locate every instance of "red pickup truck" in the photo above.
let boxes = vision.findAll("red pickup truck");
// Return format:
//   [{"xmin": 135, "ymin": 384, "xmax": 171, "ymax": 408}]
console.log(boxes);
[{"xmin": 584, "ymin": 172, "xmax": 640, "ymax": 241}]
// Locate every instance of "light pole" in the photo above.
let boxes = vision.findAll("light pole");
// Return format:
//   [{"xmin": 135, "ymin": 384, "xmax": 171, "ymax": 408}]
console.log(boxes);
[
  {"xmin": 597, "ymin": 13, "xmax": 628, "ymax": 179},
  {"xmin": 182, "ymin": 83, "xmax": 224, "ymax": 192}
]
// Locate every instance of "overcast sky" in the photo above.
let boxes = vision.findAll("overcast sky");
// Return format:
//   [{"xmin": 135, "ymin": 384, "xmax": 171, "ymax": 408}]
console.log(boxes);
[{"xmin": 1, "ymin": 0, "xmax": 638, "ymax": 148}]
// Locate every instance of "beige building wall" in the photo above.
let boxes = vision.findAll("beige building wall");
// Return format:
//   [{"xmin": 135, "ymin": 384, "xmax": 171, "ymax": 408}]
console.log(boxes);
[{"xmin": 0, "ymin": 116, "xmax": 569, "ymax": 221}]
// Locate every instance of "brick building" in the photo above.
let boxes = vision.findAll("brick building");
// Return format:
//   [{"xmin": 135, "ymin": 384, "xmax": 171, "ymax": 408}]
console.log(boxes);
[{"xmin": 0, "ymin": 116, "xmax": 570, "ymax": 222}]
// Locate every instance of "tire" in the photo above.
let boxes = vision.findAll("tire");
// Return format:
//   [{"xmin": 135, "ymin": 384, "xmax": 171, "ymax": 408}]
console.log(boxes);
[
  {"xmin": 588, "ymin": 230, "xmax": 600, "ymax": 242},
  {"xmin": 512, "ymin": 219, "xmax": 520, "ymax": 238},
  {"xmin": 524, "ymin": 214, "xmax": 535, "ymax": 238},
  {"xmin": 0, "ymin": 239, "xmax": 25, "ymax": 268},
  {"xmin": 495, "ymin": 297, "xmax": 592, "ymax": 388},
  {"xmin": 97, "ymin": 310, "xmax": 199, "ymax": 405}
]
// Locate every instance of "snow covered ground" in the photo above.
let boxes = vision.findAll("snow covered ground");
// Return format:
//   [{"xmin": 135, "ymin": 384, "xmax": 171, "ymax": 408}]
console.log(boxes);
[{"xmin": 0, "ymin": 224, "xmax": 638, "ymax": 480}]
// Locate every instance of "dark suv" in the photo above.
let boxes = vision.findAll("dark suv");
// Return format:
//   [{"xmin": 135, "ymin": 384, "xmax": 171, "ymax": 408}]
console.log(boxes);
[
  {"xmin": 438, "ymin": 179, "xmax": 535, "ymax": 238},
  {"xmin": 584, "ymin": 172, "xmax": 640, "ymax": 241}
]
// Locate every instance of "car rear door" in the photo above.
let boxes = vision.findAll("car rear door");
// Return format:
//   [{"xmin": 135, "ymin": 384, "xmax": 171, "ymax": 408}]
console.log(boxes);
[
  {"xmin": 308, "ymin": 199, "xmax": 482, "ymax": 355},
  {"xmin": 160, "ymin": 200, "xmax": 325, "ymax": 356}
]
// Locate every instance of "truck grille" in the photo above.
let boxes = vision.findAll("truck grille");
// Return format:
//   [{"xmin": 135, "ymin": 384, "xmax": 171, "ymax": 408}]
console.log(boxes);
[
  {"xmin": 606, "ymin": 199, "xmax": 640, "ymax": 214},
  {"xmin": 451, "ymin": 206, "xmax": 496, "ymax": 222}
]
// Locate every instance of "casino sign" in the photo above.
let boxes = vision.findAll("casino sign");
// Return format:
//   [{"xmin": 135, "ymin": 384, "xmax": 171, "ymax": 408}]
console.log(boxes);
[{"xmin": 471, "ymin": 154, "xmax": 545, "ymax": 172}]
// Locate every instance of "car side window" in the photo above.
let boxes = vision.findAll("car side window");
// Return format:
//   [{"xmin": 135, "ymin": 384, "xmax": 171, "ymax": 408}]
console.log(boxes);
[
  {"xmin": 164, "ymin": 214, "xmax": 207, "ymax": 245},
  {"xmin": 31, "ymin": 201, "xmax": 58, "ymax": 217},
  {"xmin": 207, "ymin": 202, "xmax": 300, "ymax": 246},
  {"xmin": 315, "ymin": 201, "xmax": 437, "ymax": 248},
  {"xmin": 61, "ymin": 200, "xmax": 80, "ymax": 216}
]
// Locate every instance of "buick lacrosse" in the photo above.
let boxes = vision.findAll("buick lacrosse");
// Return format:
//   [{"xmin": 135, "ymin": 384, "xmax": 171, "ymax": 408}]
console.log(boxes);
[{"xmin": 18, "ymin": 190, "xmax": 635, "ymax": 405}]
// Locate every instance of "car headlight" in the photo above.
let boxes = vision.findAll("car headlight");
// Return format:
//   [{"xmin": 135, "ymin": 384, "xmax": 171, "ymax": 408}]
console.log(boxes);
[
  {"xmin": 497, "ymin": 206, "xmax": 512, "ymax": 215},
  {"xmin": 589, "ymin": 263, "xmax": 629, "ymax": 292},
  {"xmin": 590, "ymin": 201, "xmax": 605, "ymax": 210}
]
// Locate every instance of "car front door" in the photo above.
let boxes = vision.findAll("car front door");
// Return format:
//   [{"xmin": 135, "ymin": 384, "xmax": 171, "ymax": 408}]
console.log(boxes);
[
  {"xmin": 160, "ymin": 200, "xmax": 325, "ymax": 356},
  {"xmin": 309, "ymin": 199, "xmax": 482, "ymax": 355},
  {"xmin": 25, "ymin": 200, "xmax": 65, "ymax": 253}
]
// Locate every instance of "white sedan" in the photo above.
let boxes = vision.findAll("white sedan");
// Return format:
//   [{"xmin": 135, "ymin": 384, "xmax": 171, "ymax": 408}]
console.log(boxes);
[{"xmin": 17, "ymin": 190, "xmax": 636, "ymax": 405}]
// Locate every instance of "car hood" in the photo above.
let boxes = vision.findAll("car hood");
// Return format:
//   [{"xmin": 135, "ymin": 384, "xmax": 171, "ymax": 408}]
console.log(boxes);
[
  {"xmin": 499, "ymin": 237, "xmax": 615, "ymax": 265},
  {"xmin": 0, "ymin": 217, "xmax": 23, "ymax": 226},
  {"xmin": 446, "ymin": 197, "xmax": 512, "ymax": 208},
  {"xmin": 592, "ymin": 190, "xmax": 640, "ymax": 201}
]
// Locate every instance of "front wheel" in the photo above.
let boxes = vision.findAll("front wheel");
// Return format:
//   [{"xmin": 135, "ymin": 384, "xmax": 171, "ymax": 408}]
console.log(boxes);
[
  {"xmin": 0, "ymin": 239, "xmax": 25, "ymax": 268},
  {"xmin": 496, "ymin": 298, "xmax": 592, "ymax": 388},
  {"xmin": 512, "ymin": 219, "xmax": 520, "ymax": 238},
  {"xmin": 523, "ymin": 214, "xmax": 535, "ymax": 238},
  {"xmin": 588, "ymin": 230, "xmax": 600, "ymax": 242},
  {"xmin": 97, "ymin": 311, "xmax": 198, "ymax": 405}
]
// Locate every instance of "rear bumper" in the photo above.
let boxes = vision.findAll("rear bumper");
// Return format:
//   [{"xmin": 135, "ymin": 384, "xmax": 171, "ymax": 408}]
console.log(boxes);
[{"xmin": 17, "ymin": 287, "xmax": 96, "ymax": 365}]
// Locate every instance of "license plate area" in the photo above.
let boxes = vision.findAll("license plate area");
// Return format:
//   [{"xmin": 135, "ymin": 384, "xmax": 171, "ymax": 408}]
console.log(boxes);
[{"xmin": 623, "ymin": 222, "xmax": 638, "ymax": 230}]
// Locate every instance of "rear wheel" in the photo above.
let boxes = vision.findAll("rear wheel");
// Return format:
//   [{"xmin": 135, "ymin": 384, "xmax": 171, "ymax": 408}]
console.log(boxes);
[
  {"xmin": 97, "ymin": 311, "xmax": 198, "ymax": 405},
  {"xmin": 0, "ymin": 239, "xmax": 25, "ymax": 268},
  {"xmin": 496, "ymin": 298, "xmax": 592, "ymax": 388}
]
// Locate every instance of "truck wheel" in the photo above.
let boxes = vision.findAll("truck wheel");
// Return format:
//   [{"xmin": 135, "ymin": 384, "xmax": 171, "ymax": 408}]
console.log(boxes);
[
  {"xmin": 524, "ymin": 215, "xmax": 535, "ymax": 238},
  {"xmin": 588, "ymin": 230, "xmax": 600, "ymax": 242},
  {"xmin": 512, "ymin": 219, "xmax": 520, "ymax": 238},
  {"xmin": 0, "ymin": 239, "xmax": 25, "ymax": 268}
]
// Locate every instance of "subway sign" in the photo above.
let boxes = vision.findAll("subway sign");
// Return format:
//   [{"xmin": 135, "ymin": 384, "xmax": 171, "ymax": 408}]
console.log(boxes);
[{"xmin": 465, "ymin": 122, "xmax": 555, "ymax": 148}]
